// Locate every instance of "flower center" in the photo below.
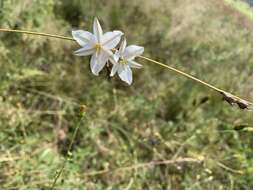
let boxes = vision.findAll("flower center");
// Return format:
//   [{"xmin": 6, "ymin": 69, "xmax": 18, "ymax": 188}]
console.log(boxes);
[
  {"xmin": 94, "ymin": 43, "xmax": 102, "ymax": 52},
  {"xmin": 119, "ymin": 57, "xmax": 127, "ymax": 65}
]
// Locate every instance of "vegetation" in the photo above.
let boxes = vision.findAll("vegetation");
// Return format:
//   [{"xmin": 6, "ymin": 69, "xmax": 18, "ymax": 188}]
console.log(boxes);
[{"xmin": 0, "ymin": 0, "xmax": 253, "ymax": 189}]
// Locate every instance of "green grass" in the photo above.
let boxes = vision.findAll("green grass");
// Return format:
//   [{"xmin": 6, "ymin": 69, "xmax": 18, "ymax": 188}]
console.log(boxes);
[
  {"xmin": 224, "ymin": 0, "xmax": 253, "ymax": 20},
  {"xmin": 0, "ymin": 0, "xmax": 253, "ymax": 189}
]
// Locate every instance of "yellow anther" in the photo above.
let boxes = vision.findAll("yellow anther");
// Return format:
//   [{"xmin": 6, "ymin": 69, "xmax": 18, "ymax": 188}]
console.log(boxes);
[
  {"xmin": 94, "ymin": 43, "xmax": 102, "ymax": 51},
  {"xmin": 119, "ymin": 58, "xmax": 127, "ymax": 65}
]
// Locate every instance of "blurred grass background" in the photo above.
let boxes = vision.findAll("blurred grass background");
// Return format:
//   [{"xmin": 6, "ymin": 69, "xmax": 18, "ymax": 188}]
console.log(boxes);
[{"xmin": 0, "ymin": 0, "xmax": 253, "ymax": 189}]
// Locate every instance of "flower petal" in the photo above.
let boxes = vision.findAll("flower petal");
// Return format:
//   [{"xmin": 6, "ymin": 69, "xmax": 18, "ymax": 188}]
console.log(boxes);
[
  {"xmin": 110, "ymin": 63, "xmax": 119, "ymax": 77},
  {"xmin": 109, "ymin": 56, "xmax": 117, "ymax": 65},
  {"xmin": 119, "ymin": 38, "xmax": 127, "ymax": 55},
  {"xmin": 90, "ymin": 50, "xmax": 108, "ymax": 75},
  {"xmin": 74, "ymin": 44, "xmax": 95, "ymax": 56},
  {"xmin": 123, "ymin": 45, "xmax": 144, "ymax": 60},
  {"xmin": 118, "ymin": 65, "xmax": 133, "ymax": 85},
  {"xmin": 72, "ymin": 30, "xmax": 95, "ymax": 47},
  {"xmin": 102, "ymin": 47, "xmax": 114, "ymax": 57},
  {"xmin": 93, "ymin": 17, "xmax": 103, "ymax": 43},
  {"xmin": 128, "ymin": 60, "xmax": 143, "ymax": 69},
  {"xmin": 102, "ymin": 31, "xmax": 123, "ymax": 49},
  {"xmin": 111, "ymin": 50, "xmax": 120, "ymax": 63}
]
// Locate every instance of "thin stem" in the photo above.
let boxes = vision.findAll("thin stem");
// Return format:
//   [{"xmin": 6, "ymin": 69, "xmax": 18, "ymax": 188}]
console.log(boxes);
[
  {"xmin": 0, "ymin": 28, "xmax": 252, "ymax": 107},
  {"xmin": 0, "ymin": 29, "xmax": 75, "ymax": 41},
  {"xmin": 138, "ymin": 55, "xmax": 253, "ymax": 107},
  {"xmin": 84, "ymin": 157, "xmax": 203, "ymax": 177},
  {"xmin": 50, "ymin": 113, "xmax": 85, "ymax": 190},
  {"xmin": 138, "ymin": 55, "xmax": 223, "ymax": 92}
]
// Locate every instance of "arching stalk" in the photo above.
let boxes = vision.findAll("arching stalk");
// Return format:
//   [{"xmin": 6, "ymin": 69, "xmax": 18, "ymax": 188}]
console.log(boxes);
[{"xmin": 0, "ymin": 28, "xmax": 252, "ymax": 109}]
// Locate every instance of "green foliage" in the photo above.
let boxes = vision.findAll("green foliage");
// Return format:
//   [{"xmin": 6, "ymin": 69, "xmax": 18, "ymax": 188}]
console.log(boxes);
[{"xmin": 0, "ymin": 0, "xmax": 253, "ymax": 189}]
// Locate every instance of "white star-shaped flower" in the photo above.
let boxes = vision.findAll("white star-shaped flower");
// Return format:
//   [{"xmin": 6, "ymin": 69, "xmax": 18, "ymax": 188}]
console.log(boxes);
[
  {"xmin": 110, "ymin": 38, "xmax": 144, "ymax": 85},
  {"xmin": 72, "ymin": 18, "xmax": 123, "ymax": 75}
]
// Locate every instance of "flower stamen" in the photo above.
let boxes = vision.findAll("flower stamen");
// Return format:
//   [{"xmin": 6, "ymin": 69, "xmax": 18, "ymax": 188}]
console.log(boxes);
[
  {"xmin": 119, "ymin": 57, "xmax": 127, "ymax": 65},
  {"xmin": 94, "ymin": 43, "xmax": 102, "ymax": 52}
]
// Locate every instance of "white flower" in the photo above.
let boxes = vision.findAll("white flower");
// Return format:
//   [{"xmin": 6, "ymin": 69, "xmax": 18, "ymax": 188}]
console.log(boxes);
[
  {"xmin": 72, "ymin": 18, "xmax": 123, "ymax": 75},
  {"xmin": 110, "ymin": 39, "xmax": 144, "ymax": 85}
]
